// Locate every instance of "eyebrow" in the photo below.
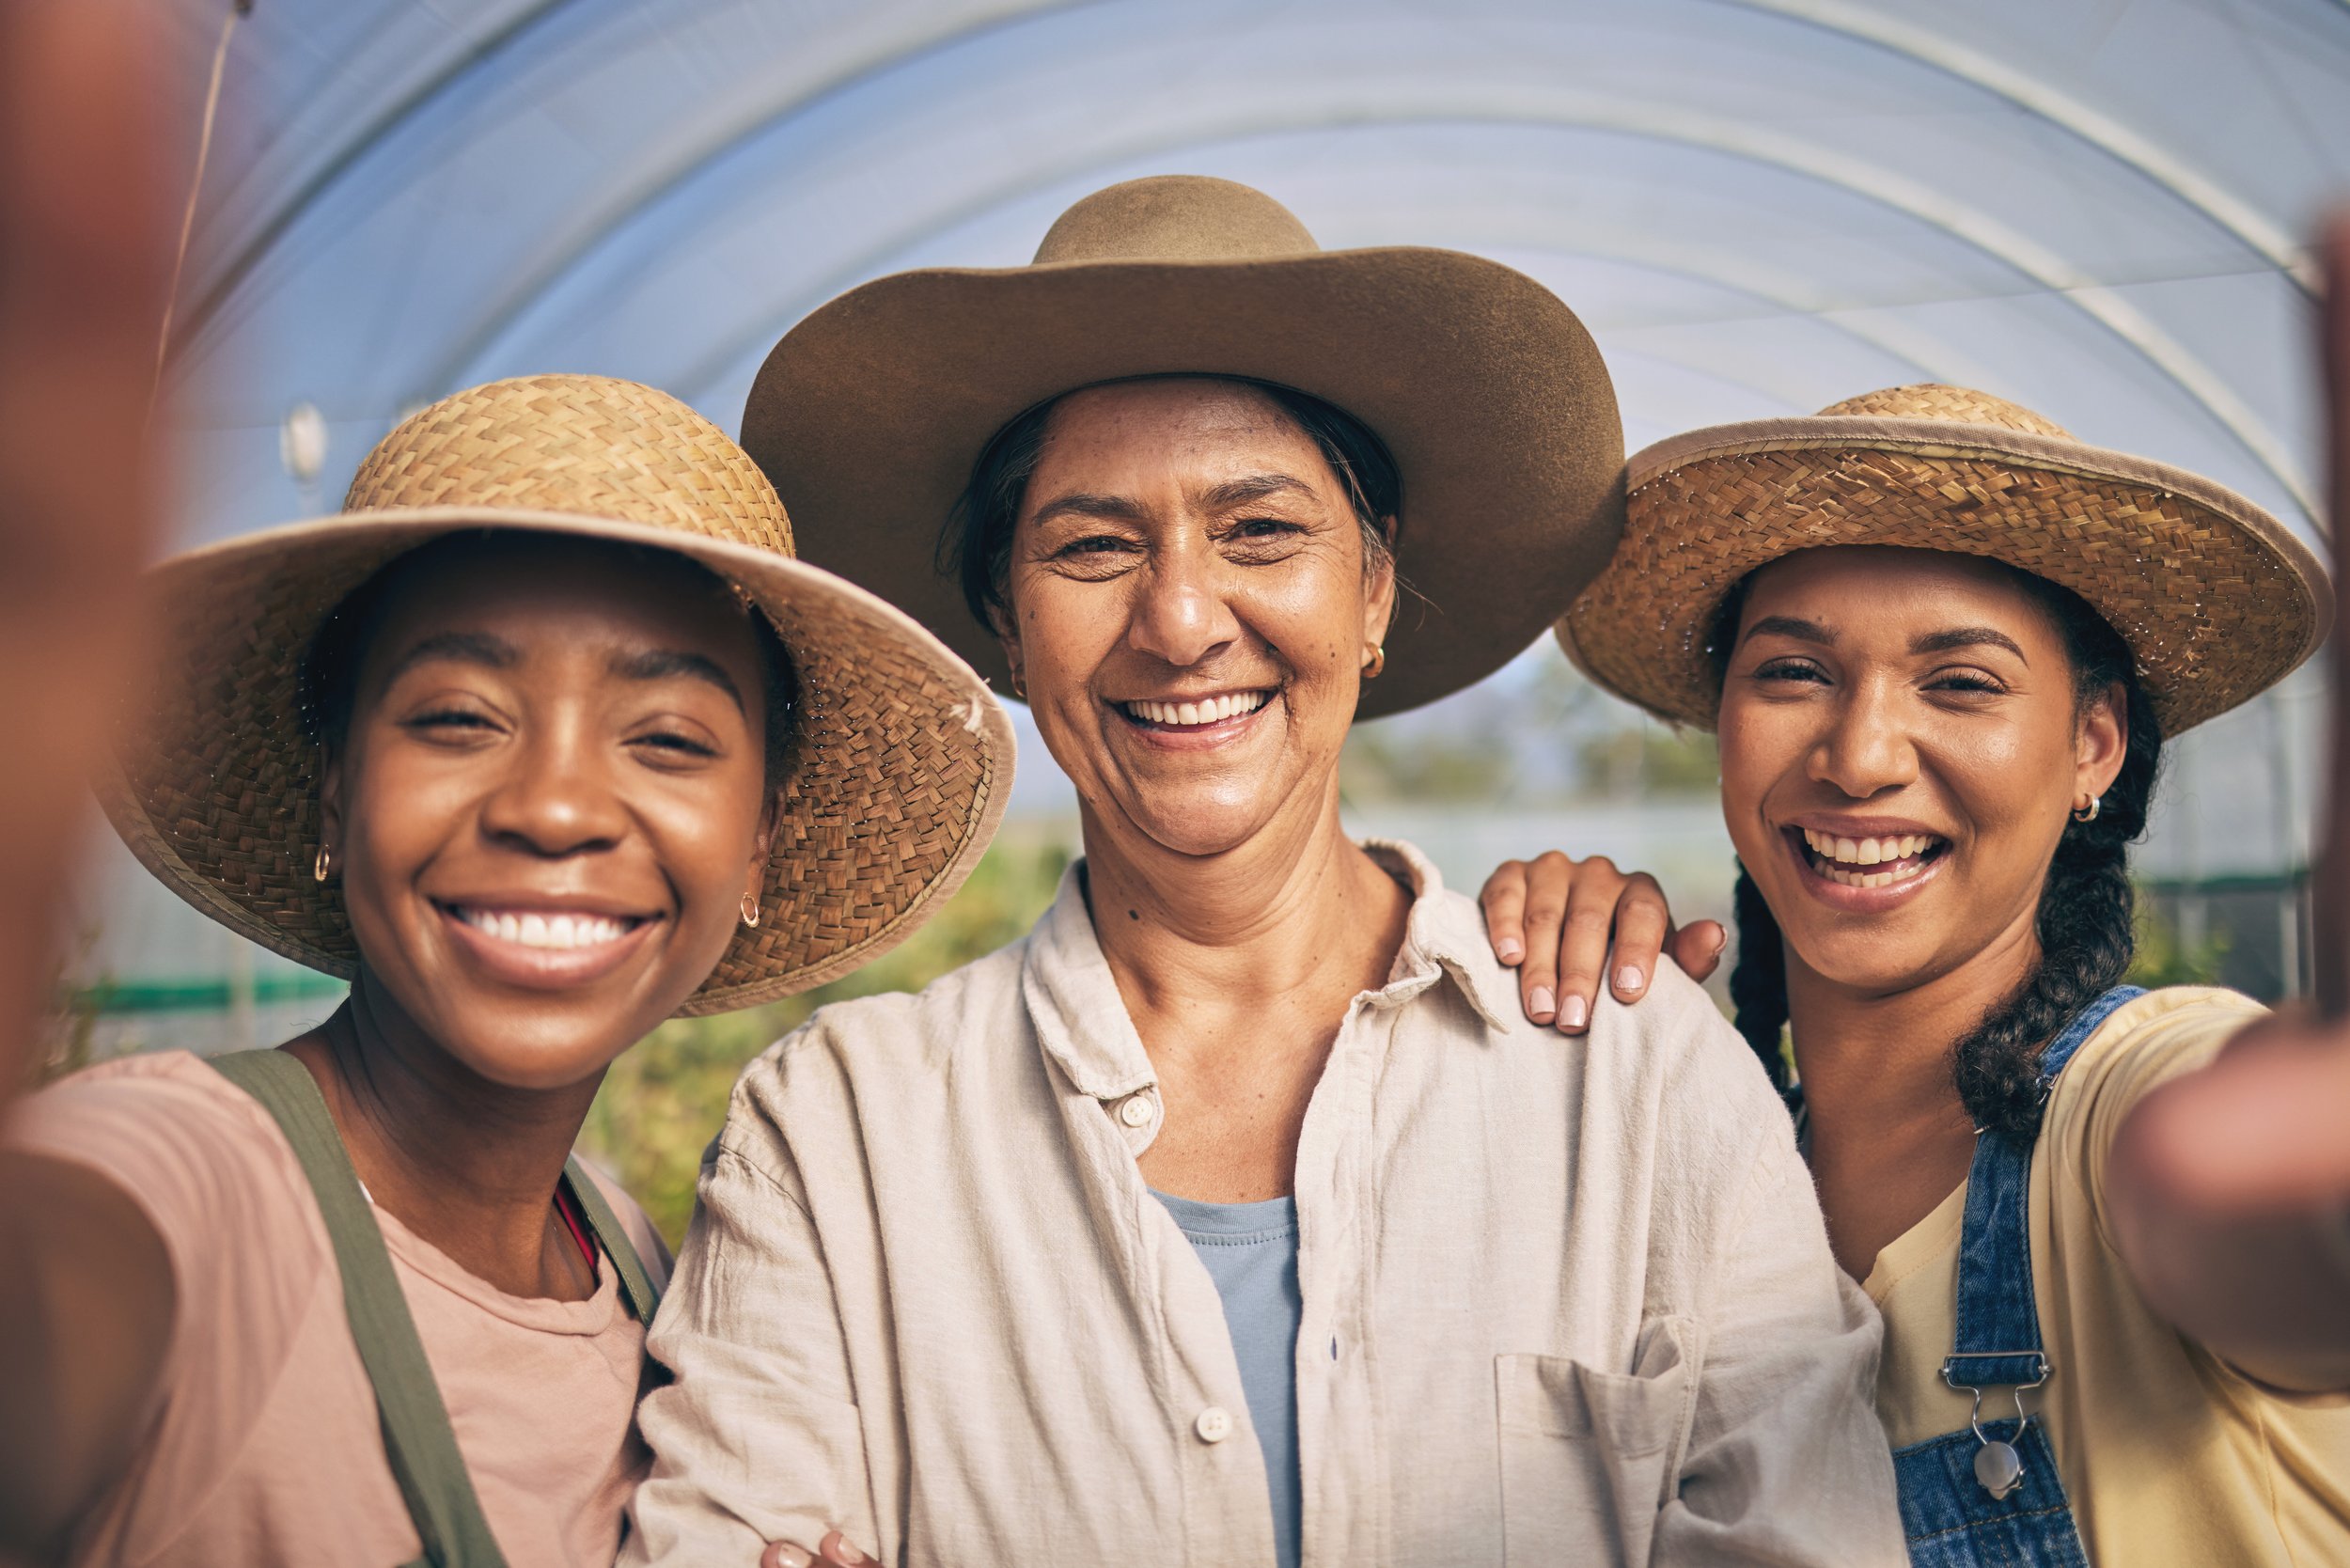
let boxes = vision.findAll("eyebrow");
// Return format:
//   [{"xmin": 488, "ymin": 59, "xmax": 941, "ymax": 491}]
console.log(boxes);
[
  {"xmin": 1739, "ymin": 615, "xmax": 2029, "ymax": 663},
  {"xmin": 1201, "ymin": 472, "xmax": 1316, "ymax": 510},
  {"xmin": 1910, "ymin": 626, "xmax": 2028, "ymax": 661},
  {"xmin": 1739, "ymin": 615, "xmax": 1835, "ymax": 646},
  {"xmin": 1027, "ymin": 492, "xmax": 1148, "ymax": 527},
  {"xmin": 608, "ymin": 648, "xmax": 746, "ymax": 711},
  {"xmin": 379, "ymin": 631, "xmax": 516, "ymax": 686}
]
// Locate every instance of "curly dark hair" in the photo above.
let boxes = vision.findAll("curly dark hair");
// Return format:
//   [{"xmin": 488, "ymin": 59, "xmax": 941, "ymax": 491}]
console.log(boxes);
[{"xmin": 1720, "ymin": 566, "xmax": 2164, "ymax": 1138}]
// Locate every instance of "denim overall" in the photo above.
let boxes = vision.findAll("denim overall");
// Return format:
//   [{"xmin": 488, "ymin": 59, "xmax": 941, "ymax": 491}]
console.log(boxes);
[{"xmin": 1891, "ymin": 984, "xmax": 2144, "ymax": 1567}]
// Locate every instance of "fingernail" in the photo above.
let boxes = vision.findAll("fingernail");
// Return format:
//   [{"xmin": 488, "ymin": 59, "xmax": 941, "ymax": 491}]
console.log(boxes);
[
  {"xmin": 829, "ymin": 1539, "xmax": 868, "ymax": 1566},
  {"xmin": 1558, "ymin": 995, "xmax": 1589, "ymax": 1030},
  {"xmin": 1708, "ymin": 929, "xmax": 1727, "ymax": 955},
  {"xmin": 1616, "ymin": 964, "xmax": 1645, "ymax": 993},
  {"xmin": 1529, "ymin": 986, "xmax": 1556, "ymax": 1019},
  {"xmin": 763, "ymin": 1546, "xmax": 814, "ymax": 1568},
  {"xmin": 1496, "ymin": 937, "xmax": 1525, "ymax": 964}
]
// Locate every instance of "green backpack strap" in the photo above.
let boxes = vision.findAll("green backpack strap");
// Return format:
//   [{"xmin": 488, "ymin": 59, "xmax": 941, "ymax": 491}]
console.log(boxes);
[
  {"xmin": 560, "ymin": 1157, "xmax": 662, "ymax": 1325},
  {"xmin": 208, "ymin": 1049, "xmax": 509, "ymax": 1568}
]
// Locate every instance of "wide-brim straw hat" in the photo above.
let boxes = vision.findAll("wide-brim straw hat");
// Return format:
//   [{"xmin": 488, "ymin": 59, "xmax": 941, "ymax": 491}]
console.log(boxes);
[
  {"xmin": 1559, "ymin": 383, "xmax": 2331, "ymax": 736},
  {"xmin": 740, "ymin": 175, "xmax": 1624, "ymax": 719},
  {"xmin": 104, "ymin": 374, "xmax": 1012, "ymax": 1015}
]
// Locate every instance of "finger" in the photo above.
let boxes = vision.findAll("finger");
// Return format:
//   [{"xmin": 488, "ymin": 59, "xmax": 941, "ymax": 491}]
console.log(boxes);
[
  {"xmin": 2125, "ymin": 1030, "xmax": 2350, "ymax": 1211},
  {"xmin": 1553, "ymin": 856, "xmax": 1624, "ymax": 1033},
  {"xmin": 762, "ymin": 1544, "xmax": 815, "ymax": 1568},
  {"xmin": 817, "ymin": 1530, "xmax": 873, "ymax": 1565},
  {"xmin": 1606, "ymin": 873, "xmax": 1673, "ymax": 1005},
  {"xmin": 1479, "ymin": 860, "xmax": 1530, "ymax": 966},
  {"xmin": 1514, "ymin": 851, "xmax": 1587, "ymax": 1024},
  {"xmin": 2316, "ymin": 212, "xmax": 2350, "ymax": 1018},
  {"xmin": 0, "ymin": 0, "xmax": 170, "ymax": 1105},
  {"xmin": 1670, "ymin": 918, "xmax": 1729, "ymax": 982}
]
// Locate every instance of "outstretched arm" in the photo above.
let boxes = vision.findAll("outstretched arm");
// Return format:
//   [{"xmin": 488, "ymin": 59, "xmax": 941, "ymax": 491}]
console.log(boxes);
[
  {"xmin": 0, "ymin": 2, "xmax": 181, "ymax": 1554},
  {"xmin": 1480, "ymin": 854, "xmax": 1725, "ymax": 1032},
  {"xmin": 2104, "ymin": 214, "xmax": 2350, "ymax": 1392}
]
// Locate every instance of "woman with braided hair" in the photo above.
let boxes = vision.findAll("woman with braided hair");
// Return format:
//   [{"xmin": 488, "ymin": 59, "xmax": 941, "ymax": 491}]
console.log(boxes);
[{"xmin": 1480, "ymin": 348, "xmax": 2350, "ymax": 1560}]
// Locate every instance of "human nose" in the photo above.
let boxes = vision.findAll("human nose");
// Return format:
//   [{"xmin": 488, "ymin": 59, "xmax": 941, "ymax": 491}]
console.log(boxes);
[
  {"xmin": 478, "ymin": 713, "xmax": 628, "ymax": 857},
  {"xmin": 1124, "ymin": 541, "xmax": 1240, "ymax": 669},
  {"xmin": 1807, "ymin": 677, "xmax": 1919, "ymax": 798}
]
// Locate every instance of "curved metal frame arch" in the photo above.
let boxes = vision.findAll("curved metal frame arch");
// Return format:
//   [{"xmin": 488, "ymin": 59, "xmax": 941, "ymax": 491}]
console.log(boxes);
[
  {"xmin": 1717, "ymin": 0, "xmax": 2321, "ymax": 296},
  {"xmin": 176, "ymin": 0, "xmax": 1086, "ymax": 354},
  {"xmin": 187, "ymin": 0, "xmax": 2326, "ymax": 366},
  {"xmin": 425, "ymin": 84, "xmax": 2311, "ymax": 525}
]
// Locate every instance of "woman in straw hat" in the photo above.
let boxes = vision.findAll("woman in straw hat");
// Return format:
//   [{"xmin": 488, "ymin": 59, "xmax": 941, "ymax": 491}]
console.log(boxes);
[
  {"xmin": 1480, "ymin": 371, "xmax": 2350, "ymax": 1563},
  {"xmin": 0, "ymin": 372, "xmax": 1010, "ymax": 1566},
  {"xmin": 625, "ymin": 175, "xmax": 1904, "ymax": 1568}
]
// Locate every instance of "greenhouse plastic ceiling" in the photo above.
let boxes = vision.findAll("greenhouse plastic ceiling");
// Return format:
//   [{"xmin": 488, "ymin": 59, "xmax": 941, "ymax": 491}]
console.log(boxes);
[{"xmin": 161, "ymin": 0, "xmax": 2350, "ymax": 550}]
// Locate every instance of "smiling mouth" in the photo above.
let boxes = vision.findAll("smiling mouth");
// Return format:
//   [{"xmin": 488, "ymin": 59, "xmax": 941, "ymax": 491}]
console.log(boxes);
[
  {"xmin": 439, "ymin": 904, "xmax": 649, "ymax": 950},
  {"xmin": 1792, "ymin": 827, "xmax": 1950, "ymax": 889},
  {"xmin": 1117, "ymin": 690, "xmax": 1274, "ymax": 729}
]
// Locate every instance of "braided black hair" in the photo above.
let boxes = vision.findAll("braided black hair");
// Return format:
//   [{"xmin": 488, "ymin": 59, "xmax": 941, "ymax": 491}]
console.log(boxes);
[{"xmin": 1722, "ymin": 568, "xmax": 2164, "ymax": 1137}]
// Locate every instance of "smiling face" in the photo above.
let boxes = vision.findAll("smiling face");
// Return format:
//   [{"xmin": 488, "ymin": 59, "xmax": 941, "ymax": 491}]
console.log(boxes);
[
  {"xmin": 318, "ymin": 535, "xmax": 780, "ymax": 1090},
  {"xmin": 997, "ymin": 378, "xmax": 1395, "ymax": 858},
  {"xmin": 1716, "ymin": 546, "xmax": 2128, "ymax": 998}
]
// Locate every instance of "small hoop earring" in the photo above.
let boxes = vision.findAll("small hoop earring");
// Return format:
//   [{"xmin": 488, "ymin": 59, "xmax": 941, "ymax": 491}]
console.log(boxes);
[
  {"xmin": 313, "ymin": 844, "xmax": 333, "ymax": 883},
  {"xmin": 740, "ymin": 891, "xmax": 761, "ymax": 929},
  {"xmin": 1009, "ymin": 670, "xmax": 1026, "ymax": 699},
  {"xmin": 1361, "ymin": 644, "xmax": 1386, "ymax": 681},
  {"xmin": 2072, "ymin": 794, "xmax": 2102, "ymax": 824}
]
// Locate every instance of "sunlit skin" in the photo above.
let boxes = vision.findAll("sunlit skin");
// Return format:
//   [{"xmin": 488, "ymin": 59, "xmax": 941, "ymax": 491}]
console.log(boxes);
[
  {"xmin": 290, "ymin": 537, "xmax": 781, "ymax": 1299},
  {"xmin": 1002, "ymin": 378, "xmax": 1395, "ymax": 862},
  {"xmin": 995, "ymin": 377, "xmax": 1408, "ymax": 1203},
  {"xmin": 1716, "ymin": 545, "xmax": 2125, "ymax": 1273}
]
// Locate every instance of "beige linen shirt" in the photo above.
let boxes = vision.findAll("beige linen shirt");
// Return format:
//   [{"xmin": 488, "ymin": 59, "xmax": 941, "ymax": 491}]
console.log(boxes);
[{"xmin": 627, "ymin": 843, "xmax": 1902, "ymax": 1566}]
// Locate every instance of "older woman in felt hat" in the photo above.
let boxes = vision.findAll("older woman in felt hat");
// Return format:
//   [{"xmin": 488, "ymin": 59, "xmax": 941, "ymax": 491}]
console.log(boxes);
[
  {"xmin": 0, "ymin": 374, "xmax": 1009, "ymax": 1565},
  {"xmin": 625, "ymin": 177, "xmax": 1904, "ymax": 1567},
  {"xmin": 1480, "ymin": 379, "xmax": 2350, "ymax": 1564}
]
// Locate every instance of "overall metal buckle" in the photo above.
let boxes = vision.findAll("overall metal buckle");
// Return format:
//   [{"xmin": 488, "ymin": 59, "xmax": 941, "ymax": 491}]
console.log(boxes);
[{"xmin": 1945, "ymin": 1353, "xmax": 2048, "ymax": 1501}]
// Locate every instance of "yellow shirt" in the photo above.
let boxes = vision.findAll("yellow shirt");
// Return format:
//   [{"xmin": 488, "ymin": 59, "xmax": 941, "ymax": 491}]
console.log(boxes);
[{"xmin": 1865, "ymin": 986, "xmax": 2350, "ymax": 1566}]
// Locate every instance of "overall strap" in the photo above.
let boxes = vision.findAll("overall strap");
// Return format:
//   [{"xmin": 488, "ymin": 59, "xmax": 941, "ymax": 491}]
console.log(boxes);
[
  {"xmin": 560, "ymin": 1157, "xmax": 662, "ymax": 1325},
  {"xmin": 207, "ymin": 1050, "xmax": 509, "ymax": 1568},
  {"xmin": 1944, "ymin": 985, "xmax": 2146, "ymax": 1390}
]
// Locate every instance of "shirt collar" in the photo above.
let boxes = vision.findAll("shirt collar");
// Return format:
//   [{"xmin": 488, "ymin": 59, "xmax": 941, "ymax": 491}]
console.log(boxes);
[
  {"xmin": 1020, "ymin": 838, "xmax": 1514, "ymax": 1106},
  {"xmin": 1361, "ymin": 839, "xmax": 1517, "ymax": 1034},
  {"xmin": 1021, "ymin": 863, "xmax": 1160, "ymax": 1103}
]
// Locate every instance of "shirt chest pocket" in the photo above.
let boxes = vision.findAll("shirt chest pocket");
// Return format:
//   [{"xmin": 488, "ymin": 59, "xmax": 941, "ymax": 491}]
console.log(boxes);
[{"xmin": 1494, "ymin": 1316, "xmax": 1700, "ymax": 1568}]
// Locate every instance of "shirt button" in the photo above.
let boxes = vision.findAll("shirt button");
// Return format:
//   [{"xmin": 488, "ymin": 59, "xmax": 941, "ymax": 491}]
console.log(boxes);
[
  {"xmin": 1118, "ymin": 1093, "xmax": 1154, "ymax": 1128},
  {"xmin": 1195, "ymin": 1406, "xmax": 1233, "ymax": 1444}
]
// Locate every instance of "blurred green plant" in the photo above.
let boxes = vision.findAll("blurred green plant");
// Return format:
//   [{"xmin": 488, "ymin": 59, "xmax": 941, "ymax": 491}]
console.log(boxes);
[
  {"xmin": 34, "ymin": 925, "xmax": 106, "ymax": 1090},
  {"xmin": 579, "ymin": 830, "xmax": 1073, "ymax": 1247},
  {"xmin": 2126, "ymin": 900, "xmax": 2232, "ymax": 990}
]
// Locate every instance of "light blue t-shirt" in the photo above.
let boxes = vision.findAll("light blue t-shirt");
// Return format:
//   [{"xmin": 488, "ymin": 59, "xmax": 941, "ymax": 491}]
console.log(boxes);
[{"xmin": 1152, "ymin": 1189, "xmax": 1303, "ymax": 1568}]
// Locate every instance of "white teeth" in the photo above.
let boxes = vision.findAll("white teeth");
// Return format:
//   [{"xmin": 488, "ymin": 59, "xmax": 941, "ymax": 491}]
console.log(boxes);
[
  {"xmin": 460, "ymin": 908, "xmax": 630, "ymax": 949},
  {"xmin": 1799, "ymin": 827, "xmax": 1947, "ymax": 884},
  {"xmin": 1124, "ymin": 691, "xmax": 1271, "ymax": 727}
]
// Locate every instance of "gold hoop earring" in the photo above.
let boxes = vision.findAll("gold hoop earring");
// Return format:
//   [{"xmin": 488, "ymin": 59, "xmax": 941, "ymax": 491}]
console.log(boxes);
[
  {"xmin": 740, "ymin": 891, "xmax": 761, "ymax": 929},
  {"xmin": 1361, "ymin": 644, "xmax": 1386, "ymax": 681},
  {"xmin": 2072, "ymin": 794, "xmax": 2101, "ymax": 824},
  {"xmin": 313, "ymin": 844, "xmax": 333, "ymax": 883},
  {"xmin": 1009, "ymin": 670, "xmax": 1027, "ymax": 700}
]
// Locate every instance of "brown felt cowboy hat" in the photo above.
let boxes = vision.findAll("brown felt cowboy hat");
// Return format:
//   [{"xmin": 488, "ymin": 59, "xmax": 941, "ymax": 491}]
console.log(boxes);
[
  {"xmin": 739, "ymin": 175, "xmax": 1625, "ymax": 719},
  {"xmin": 103, "ymin": 374, "xmax": 1012, "ymax": 1014},
  {"xmin": 1559, "ymin": 383, "xmax": 2331, "ymax": 736}
]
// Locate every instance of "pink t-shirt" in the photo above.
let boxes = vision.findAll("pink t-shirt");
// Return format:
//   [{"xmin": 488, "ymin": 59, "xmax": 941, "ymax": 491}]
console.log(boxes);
[{"xmin": 7, "ymin": 1050, "xmax": 672, "ymax": 1568}]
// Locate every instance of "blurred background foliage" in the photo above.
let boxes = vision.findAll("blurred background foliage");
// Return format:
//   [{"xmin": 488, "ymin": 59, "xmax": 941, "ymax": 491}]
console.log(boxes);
[{"xmin": 577, "ymin": 826, "xmax": 1071, "ymax": 1247}]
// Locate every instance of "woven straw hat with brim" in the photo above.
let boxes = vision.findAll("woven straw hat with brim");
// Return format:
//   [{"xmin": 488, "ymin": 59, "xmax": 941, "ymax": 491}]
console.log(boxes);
[
  {"xmin": 105, "ymin": 374, "xmax": 1012, "ymax": 1015},
  {"xmin": 740, "ymin": 175, "xmax": 1625, "ymax": 719},
  {"xmin": 1559, "ymin": 383, "xmax": 2332, "ymax": 737}
]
